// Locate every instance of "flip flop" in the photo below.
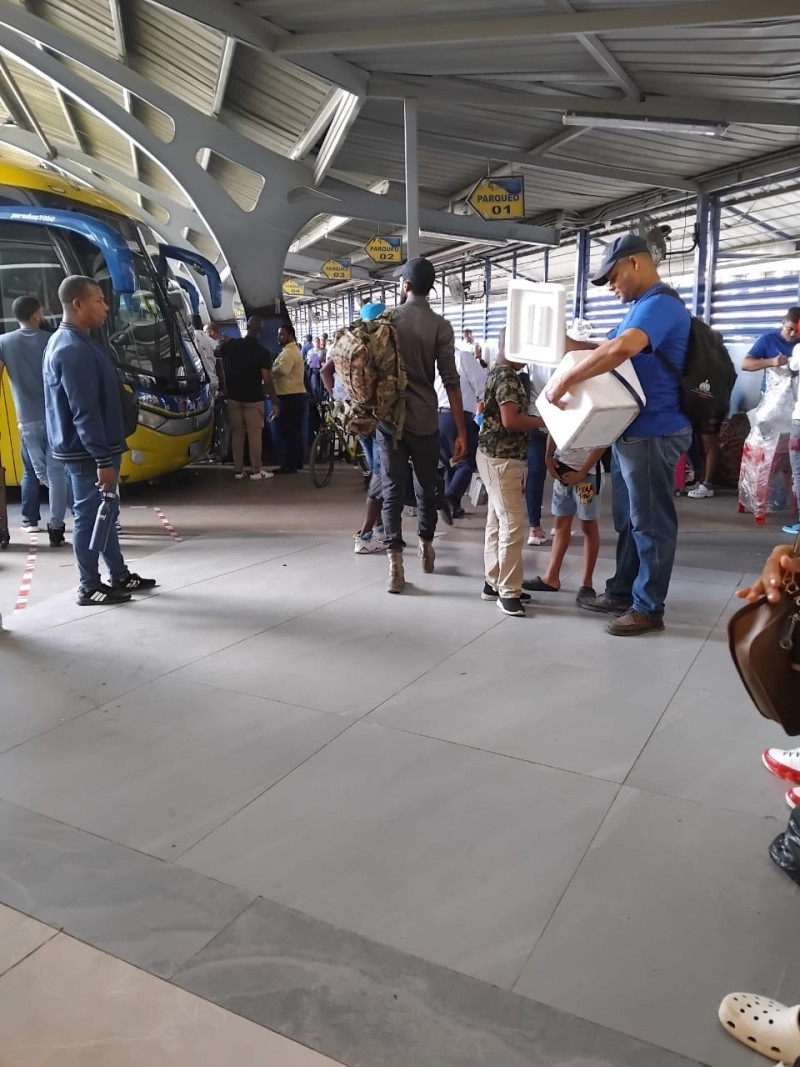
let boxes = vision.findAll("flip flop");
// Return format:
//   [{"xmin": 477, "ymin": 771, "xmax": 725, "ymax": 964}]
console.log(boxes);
[
  {"xmin": 521, "ymin": 576, "xmax": 560, "ymax": 592},
  {"xmin": 719, "ymin": 993, "xmax": 800, "ymax": 1062}
]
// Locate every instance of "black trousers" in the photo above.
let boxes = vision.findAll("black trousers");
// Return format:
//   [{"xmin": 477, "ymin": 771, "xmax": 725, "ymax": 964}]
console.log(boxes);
[{"xmin": 277, "ymin": 393, "xmax": 307, "ymax": 471}]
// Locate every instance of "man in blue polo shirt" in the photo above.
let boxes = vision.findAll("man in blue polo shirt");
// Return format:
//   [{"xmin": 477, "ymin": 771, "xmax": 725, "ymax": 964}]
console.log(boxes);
[
  {"xmin": 741, "ymin": 307, "xmax": 800, "ymax": 388},
  {"xmin": 546, "ymin": 234, "xmax": 691, "ymax": 636}
]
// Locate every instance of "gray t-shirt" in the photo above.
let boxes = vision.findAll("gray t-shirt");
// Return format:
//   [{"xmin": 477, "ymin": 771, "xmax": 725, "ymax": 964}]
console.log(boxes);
[
  {"xmin": 392, "ymin": 301, "xmax": 458, "ymax": 435},
  {"xmin": 0, "ymin": 327, "xmax": 48, "ymax": 423}
]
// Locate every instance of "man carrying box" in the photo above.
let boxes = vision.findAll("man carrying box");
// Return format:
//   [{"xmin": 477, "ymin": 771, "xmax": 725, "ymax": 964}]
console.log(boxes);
[{"xmin": 545, "ymin": 234, "xmax": 691, "ymax": 636}]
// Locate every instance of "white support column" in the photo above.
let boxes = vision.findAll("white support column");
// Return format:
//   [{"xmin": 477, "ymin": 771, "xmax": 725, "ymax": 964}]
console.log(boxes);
[{"xmin": 404, "ymin": 98, "xmax": 420, "ymax": 261}]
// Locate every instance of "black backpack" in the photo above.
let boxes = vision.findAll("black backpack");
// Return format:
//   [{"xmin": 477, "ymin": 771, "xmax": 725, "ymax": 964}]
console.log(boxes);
[{"xmin": 648, "ymin": 285, "xmax": 737, "ymax": 429}]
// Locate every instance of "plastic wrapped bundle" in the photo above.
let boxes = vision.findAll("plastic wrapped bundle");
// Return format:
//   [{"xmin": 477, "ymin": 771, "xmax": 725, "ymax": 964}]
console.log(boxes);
[
  {"xmin": 738, "ymin": 369, "xmax": 796, "ymax": 523},
  {"xmin": 738, "ymin": 427, "xmax": 792, "ymax": 523}
]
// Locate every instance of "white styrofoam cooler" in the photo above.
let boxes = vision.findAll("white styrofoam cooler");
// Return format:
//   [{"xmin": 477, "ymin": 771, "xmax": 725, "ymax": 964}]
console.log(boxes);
[
  {"xmin": 506, "ymin": 280, "xmax": 566, "ymax": 366},
  {"xmin": 536, "ymin": 351, "xmax": 645, "ymax": 450}
]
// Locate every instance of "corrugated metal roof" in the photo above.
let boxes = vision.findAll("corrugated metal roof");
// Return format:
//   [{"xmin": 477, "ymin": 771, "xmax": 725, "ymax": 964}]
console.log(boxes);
[
  {"xmin": 126, "ymin": 0, "xmax": 225, "ymax": 115},
  {"xmin": 220, "ymin": 49, "xmax": 331, "ymax": 157},
  {"xmin": 34, "ymin": 0, "xmax": 119, "ymax": 59},
  {"xmin": 0, "ymin": 0, "xmax": 799, "ymax": 289}
]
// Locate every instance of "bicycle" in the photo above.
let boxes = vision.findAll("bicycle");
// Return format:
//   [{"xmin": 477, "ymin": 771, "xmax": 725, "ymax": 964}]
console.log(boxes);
[{"xmin": 309, "ymin": 400, "xmax": 368, "ymax": 488}]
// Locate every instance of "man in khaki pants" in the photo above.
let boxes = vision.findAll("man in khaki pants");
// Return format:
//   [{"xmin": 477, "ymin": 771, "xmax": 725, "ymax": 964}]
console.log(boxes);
[
  {"xmin": 477, "ymin": 329, "xmax": 545, "ymax": 617},
  {"xmin": 218, "ymin": 316, "xmax": 279, "ymax": 480}
]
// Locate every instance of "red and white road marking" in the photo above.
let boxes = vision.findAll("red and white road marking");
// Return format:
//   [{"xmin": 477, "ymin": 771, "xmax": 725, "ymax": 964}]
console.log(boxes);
[
  {"xmin": 153, "ymin": 507, "xmax": 182, "ymax": 543},
  {"xmin": 14, "ymin": 530, "xmax": 39, "ymax": 612}
]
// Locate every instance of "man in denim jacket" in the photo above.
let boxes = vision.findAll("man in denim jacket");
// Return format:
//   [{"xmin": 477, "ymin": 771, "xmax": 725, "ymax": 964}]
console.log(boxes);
[{"xmin": 44, "ymin": 275, "xmax": 156, "ymax": 606}]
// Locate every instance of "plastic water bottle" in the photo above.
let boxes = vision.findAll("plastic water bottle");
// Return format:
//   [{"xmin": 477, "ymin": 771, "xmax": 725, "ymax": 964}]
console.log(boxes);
[{"xmin": 89, "ymin": 491, "xmax": 118, "ymax": 552}]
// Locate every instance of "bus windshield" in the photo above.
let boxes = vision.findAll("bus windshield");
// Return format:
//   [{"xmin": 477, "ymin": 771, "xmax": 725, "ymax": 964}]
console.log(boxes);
[
  {"xmin": 0, "ymin": 219, "xmax": 203, "ymax": 390},
  {"xmin": 73, "ymin": 235, "xmax": 202, "ymax": 390}
]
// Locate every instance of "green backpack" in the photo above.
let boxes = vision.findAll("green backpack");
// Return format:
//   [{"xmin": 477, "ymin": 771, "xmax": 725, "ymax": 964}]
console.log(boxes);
[{"xmin": 331, "ymin": 311, "xmax": 407, "ymax": 437}]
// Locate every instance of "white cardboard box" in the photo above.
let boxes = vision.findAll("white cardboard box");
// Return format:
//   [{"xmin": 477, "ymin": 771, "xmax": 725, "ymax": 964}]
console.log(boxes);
[
  {"xmin": 536, "ymin": 351, "xmax": 645, "ymax": 450},
  {"xmin": 506, "ymin": 280, "xmax": 566, "ymax": 366}
]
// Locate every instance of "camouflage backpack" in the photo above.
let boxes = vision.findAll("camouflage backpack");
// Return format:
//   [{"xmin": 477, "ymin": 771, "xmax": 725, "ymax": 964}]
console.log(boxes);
[{"xmin": 331, "ymin": 311, "xmax": 407, "ymax": 436}]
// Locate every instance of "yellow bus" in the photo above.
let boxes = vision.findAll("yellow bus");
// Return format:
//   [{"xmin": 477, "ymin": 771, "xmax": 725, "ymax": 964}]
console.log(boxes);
[{"xmin": 0, "ymin": 161, "xmax": 214, "ymax": 485}]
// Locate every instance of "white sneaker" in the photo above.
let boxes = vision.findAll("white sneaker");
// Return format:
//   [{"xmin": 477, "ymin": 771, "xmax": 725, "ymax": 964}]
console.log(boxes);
[
  {"xmin": 354, "ymin": 531, "xmax": 385, "ymax": 554},
  {"xmin": 250, "ymin": 471, "xmax": 274, "ymax": 480},
  {"xmin": 234, "ymin": 472, "xmax": 246, "ymax": 480},
  {"xmin": 763, "ymin": 747, "xmax": 800, "ymax": 785},
  {"xmin": 687, "ymin": 482, "xmax": 714, "ymax": 499},
  {"xmin": 527, "ymin": 528, "xmax": 548, "ymax": 546},
  {"xmin": 20, "ymin": 522, "xmax": 40, "ymax": 532}
]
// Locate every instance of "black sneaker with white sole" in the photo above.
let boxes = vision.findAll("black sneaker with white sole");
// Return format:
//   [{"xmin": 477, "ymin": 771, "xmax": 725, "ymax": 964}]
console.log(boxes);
[
  {"xmin": 76, "ymin": 583, "xmax": 132, "ymax": 606},
  {"xmin": 482, "ymin": 582, "xmax": 531, "ymax": 602},
  {"xmin": 111, "ymin": 572, "xmax": 158, "ymax": 592},
  {"xmin": 496, "ymin": 596, "xmax": 526, "ymax": 617}
]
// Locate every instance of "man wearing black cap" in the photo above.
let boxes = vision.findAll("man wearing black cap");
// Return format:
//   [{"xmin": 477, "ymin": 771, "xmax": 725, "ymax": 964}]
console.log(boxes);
[
  {"xmin": 546, "ymin": 234, "xmax": 692, "ymax": 636},
  {"xmin": 381, "ymin": 257, "xmax": 465, "ymax": 594}
]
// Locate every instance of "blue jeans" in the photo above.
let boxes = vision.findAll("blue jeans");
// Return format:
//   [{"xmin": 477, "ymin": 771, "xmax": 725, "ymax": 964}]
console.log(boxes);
[
  {"xmin": 791, "ymin": 420, "xmax": 800, "ymax": 519},
  {"xmin": 63, "ymin": 455, "xmax": 127, "ymax": 590},
  {"xmin": 19, "ymin": 439, "xmax": 40, "ymax": 525},
  {"xmin": 525, "ymin": 432, "xmax": 548, "ymax": 527},
  {"xmin": 438, "ymin": 410, "xmax": 478, "ymax": 507},
  {"xmin": 605, "ymin": 427, "xmax": 692, "ymax": 619},
  {"xmin": 359, "ymin": 432, "xmax": 378, "ymax": 475},
  {"xmin": 18, "ymin": 419, "xmax": 70, "ymax": 528}
]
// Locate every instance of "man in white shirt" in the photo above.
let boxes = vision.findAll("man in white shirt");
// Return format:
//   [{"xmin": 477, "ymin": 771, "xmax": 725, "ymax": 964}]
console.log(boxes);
[
  {"xmin": 784, "ymin": 345, "xmax": 800, "ymax": 535},
  {"xmin": 435, "ymin": 341, "xmax": 485, "ymax": 518}
]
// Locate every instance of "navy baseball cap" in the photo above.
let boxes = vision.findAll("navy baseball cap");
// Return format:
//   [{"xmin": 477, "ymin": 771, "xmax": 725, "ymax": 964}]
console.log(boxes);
[
  {"xmin": 394, "ymin": 257, "xmax": 436, "ymax": 289},
  {"xmin": 590, "ymin": 234, "xmax": 650, "ymax": 286}
]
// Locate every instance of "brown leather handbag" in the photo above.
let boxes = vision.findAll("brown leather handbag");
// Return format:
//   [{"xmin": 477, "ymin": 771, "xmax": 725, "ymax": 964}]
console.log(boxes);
[{"xmin": 728, "ymin": 531, "xmax": 800, "ymax": 734}]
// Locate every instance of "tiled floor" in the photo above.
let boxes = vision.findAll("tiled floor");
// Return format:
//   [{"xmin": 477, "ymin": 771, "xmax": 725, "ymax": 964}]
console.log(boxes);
[
  {"xmin": 0, "ymin": 903, "xmax": 346, "ymax": 1066},
  {"xmin": 0, "ymin": 466, "xmax": 794, "ymax": 1066}
]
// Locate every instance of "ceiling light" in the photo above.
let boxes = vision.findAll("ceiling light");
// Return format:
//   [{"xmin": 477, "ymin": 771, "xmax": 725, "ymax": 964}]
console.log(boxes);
[{"xmin": 562, "ymin": 113, "xmax": 729, "ymax": 137}]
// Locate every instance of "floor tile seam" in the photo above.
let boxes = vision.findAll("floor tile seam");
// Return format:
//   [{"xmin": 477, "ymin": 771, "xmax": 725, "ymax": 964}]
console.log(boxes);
[
  {"xmin": 160, "ymin": 896, "xmax": 258, "ymax": 981},
  {"xmin": 17, "ymin": 537, "xmax": 345, "ymax": 636},
  {"xmin": 0, "ymin": 925, "xmax": 61, "ymax": 981},
  {"xmin": 349, "ymin": 616, "xmax": 507, "ymax": 727},
  {"xmin": 0, "ymin": 797, "xmax": 262, "ymax": 902},
  {"xmin": 169, "ymin": 722, "xmax": 354, "ymax": 863},
  {"xmin": 150, "ymin": 675, "xmax": 356, "ymax": 722},
  {"xmin": 609, "ymin": 777, "xmax": 793, "ymax": 825},
  {"xmin": 619, "ymin": 593, "xmax": 735, "ymax": 793},
  {"xmin": 351, "ymin": 717, "xmax": 627, "ymax": 784},
  {"xmin": 167, "ymin": 893, "xmax": 709, "ymax": 1067},
  {"xmin": 130, "ymin": 569, "xmax": 390, "ymax": 692},
  {"xmin": 0, "ymin": 665, "xmax": 183, "ymax": 759},
  {"xmin": 504, "ymin": 984, "xmax": 714, "ymax": 1067},
  {"xmin": 508, "ymin": 782, "xmax": 623, "ymax": 992}
]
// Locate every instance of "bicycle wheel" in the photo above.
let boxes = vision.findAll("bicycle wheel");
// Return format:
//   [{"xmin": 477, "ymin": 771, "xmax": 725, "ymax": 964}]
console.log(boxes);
[{"xmin": 310, "ymin": 428, "xmax": 335, "ymax": 488}]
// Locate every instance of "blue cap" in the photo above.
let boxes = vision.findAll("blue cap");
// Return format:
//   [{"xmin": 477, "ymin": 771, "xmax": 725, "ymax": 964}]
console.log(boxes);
[
  {"xmin": 360, "ymin": 302, "xmax": 386, "ymax": 321},
  {"xmin": 590, "ymin": 234, "xmax": 650, "ymax": 286}
]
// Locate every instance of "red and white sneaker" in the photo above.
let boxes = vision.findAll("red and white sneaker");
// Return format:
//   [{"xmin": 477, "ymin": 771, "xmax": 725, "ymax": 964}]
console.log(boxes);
[
  {"xmin": 786, "ymin": 787, "xmax": 800, "ymax": 809},
  {"xmin": 762, "ymin": 748, "xmax": 800, "ymax": 785}
]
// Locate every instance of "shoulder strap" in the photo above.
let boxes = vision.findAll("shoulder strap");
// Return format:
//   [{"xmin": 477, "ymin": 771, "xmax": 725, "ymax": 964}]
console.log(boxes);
[
  {"xmin": 610, "ymin": 368, "xmax": 644, "ymax": 410},
  {"xmin": 637, "ymin": 284, "xmax": 686, "ymax": 381}
]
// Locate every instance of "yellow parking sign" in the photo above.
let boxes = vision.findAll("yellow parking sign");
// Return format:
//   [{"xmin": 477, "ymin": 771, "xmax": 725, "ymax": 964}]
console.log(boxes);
[
  {"xmin": 364, "ymin": 236, "xmax": 403, "ymax": 264},
  {"xmin": 467, "ymin": 177, "xmax": 525, "ymax": 220},
  {"xmin": 321, "ymin": 258, "xmax": 351, "ymax": 282}
]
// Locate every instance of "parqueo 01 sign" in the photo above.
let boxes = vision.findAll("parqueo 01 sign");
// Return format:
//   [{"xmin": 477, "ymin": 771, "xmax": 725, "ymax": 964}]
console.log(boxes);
[{"xmin": 467, "ymin": 177, "xmax": 525, "ymax": 220}]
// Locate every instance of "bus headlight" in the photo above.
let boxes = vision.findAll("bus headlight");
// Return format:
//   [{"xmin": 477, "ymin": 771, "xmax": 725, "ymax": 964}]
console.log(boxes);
[{"xmin": 138, "ymin": 408, "xmax": 168, "ymax": 430}]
